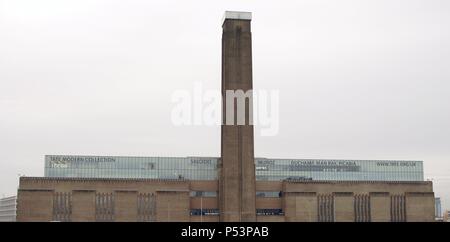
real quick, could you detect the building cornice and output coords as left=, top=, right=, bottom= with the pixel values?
left=20, top=176, right=189, bottom=183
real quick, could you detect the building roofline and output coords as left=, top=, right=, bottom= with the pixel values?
left=283, top=180, right=432, bottom=185
left=256, top=157, right=423, bottom=163
left=44, top=154, right=423, bottom=163
left=44, top=154, right=219, bottom=159
left=20, top=176, right=189, bottom=183
left=19, top=176, right=431, bottom=185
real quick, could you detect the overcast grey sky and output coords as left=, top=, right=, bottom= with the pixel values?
left=1, top=0, right=450, bottom=210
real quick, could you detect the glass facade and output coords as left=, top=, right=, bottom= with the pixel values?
left=45, top=155, right=218, bottom=180
left=256, top=191, right=282, bottom=198
left=255, top=158, right=424, bottom=181
left=0, top=196, right=17, bottom=222
left=44, top=155, right=424, bottom=181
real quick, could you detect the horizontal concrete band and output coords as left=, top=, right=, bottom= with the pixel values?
left=222, top=11, right=252, bottom=25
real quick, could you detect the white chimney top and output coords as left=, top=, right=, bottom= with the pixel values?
left=222, top=11, right=252, bottom=25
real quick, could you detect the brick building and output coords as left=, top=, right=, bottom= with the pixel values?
left=17, top=177, right=434, bottom=222
left=16, top=11, right=435, bottom=222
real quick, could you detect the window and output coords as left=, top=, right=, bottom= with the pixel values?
left=190, top=191, right=217, bottom=197
left=256, top=209, right=283, bottom=216
left=190, top=209, right=219, bottom=216
left=256, top=191, right=282, bottom=198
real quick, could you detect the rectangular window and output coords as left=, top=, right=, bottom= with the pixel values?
left=256, top=209, right=284, bottom=216
left=318, top=194, right=334, bottom=222
left=190, top=209, right=219, bottom=216
left=137, top=193, right=156, bottom=222
left=390, top=195, right=406, bottom=222
left=354, top=194, right=371, bottom=222
left=95, top=193, right=114, bottom=222
left=190, top=191, right=217, bottom=197
left=255, top=191, right=282, bottom=198
left=53, top=192, right=72, bottom=222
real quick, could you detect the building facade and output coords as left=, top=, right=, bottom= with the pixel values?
left=435, top=197, right=442, bottom=220
left=18, top=153, right=435, bottom=222
left=0, top=196, right=17, bottom=222
left=16, top=11, right=436, bottom=222
left=17, top=177, right=435, bottom=222
left=45, top=155, right=424, bottom=182
left=443, top=210, right=450, bottom=222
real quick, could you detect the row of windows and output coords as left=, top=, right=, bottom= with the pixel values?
left=189, top=209, right=284, bottom=216
left=46, top=168, right=217, bottom=180
left=256, top=209, right=284, bottom=216
left=190, top=191, right=283, bottom=198
left=256, top=191, right=282, bottom=198
left=256, top=171, right=423, bottom=181
left=44, top=156, right=424, bottom=181
left=52, top=192, right=158, bottom=222
left=46, top=156, right=422, bottom=169
left=255, top=159, right=422, bottom=172
left=190, top=209, right=220, bottom=216
left=190, top=191, right=218, bottom=197
left=45, top=168, right=423, bottom=181
left=45, top=156, right=218, bottom=169
left=0, top=211, right=16, bottom=216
